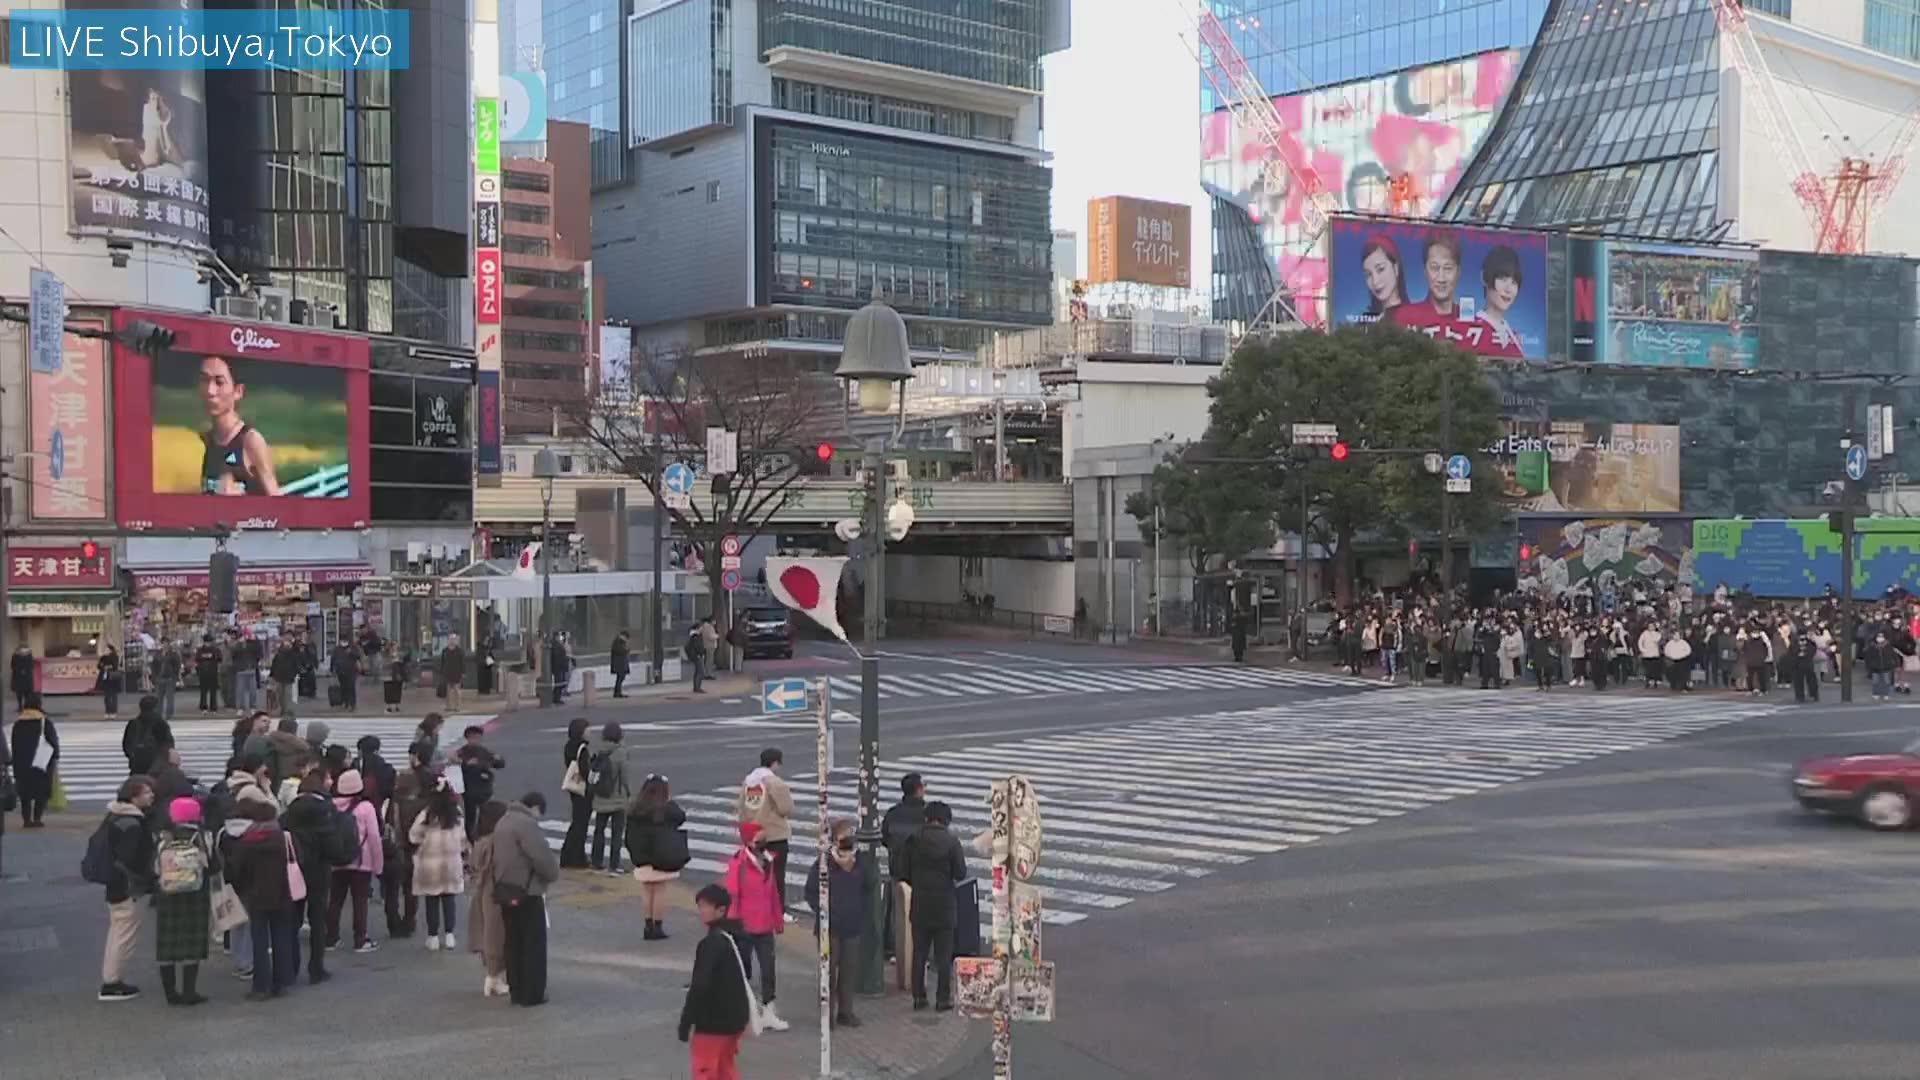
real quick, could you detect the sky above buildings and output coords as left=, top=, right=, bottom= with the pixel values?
left=1044, top=0, right=1212, bottom=288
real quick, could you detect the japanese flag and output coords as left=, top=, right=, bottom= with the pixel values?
left=512, top=542, right=541, bottom=579
left=765, top=556, right=849, bottom=643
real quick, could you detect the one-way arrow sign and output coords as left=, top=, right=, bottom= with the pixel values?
left=760, top=677, right=809, bottom=714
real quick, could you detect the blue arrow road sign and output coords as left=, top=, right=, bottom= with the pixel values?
left=1846, top=444, right=1867, bottom=482
left=664, top=462, right=696, bottom=495
left=1446, top=454, right=1472, bottom=481
left=761, top=678, right=809, bottom=714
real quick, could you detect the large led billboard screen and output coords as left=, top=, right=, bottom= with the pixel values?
left=113, top=311, right=370, bottom=530
left=1328, top=218, right=1549, bottom=359
left=1570, top=240, right=1759, bottom=369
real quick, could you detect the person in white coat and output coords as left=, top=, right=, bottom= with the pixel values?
left=1498, top=622, right=1526, bottom=685
left=1637, top=624, right=1665, bottom=688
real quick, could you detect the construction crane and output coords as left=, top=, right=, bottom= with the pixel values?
left=1189, top=4, right=1340, bottom=329
left=1713, top=0, right=1920, bottom=254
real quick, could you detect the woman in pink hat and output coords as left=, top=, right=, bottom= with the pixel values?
left=326, top=769, right=384, bottom=953
left=152, top=796, right=212, bottom=1005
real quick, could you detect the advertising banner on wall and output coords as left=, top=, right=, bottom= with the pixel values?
left=1570, top=240, right=1759, bottom=369
left=1086, top=196, right=1192, bottom=288
left=1692, top=518, right=1920, bottom=598
left=112, top=311, right=370, bottom=530
left=1329, top=218, right=1548, bottom=359
left=1489, top=420, right=1681, bottom=514
left=474, top=0, right=504, bottom=481
left=1517, top=519, right=1691, bottom=599
left=64, top=0, right=210, bottom=249
left=1200, top=49, right=1520, bottom=323
left=475, top=370, right=502, bottom=475
left=28, top=326, right=112, bottom=522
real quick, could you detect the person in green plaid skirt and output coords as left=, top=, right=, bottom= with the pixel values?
left=153, top=796, right=213, bottom=1005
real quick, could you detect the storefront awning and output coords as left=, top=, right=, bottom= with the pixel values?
left=131, top=564, right=374, bottom=589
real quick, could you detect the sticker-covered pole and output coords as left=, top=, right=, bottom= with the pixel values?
left=816, top=675, right=831, bottom=1076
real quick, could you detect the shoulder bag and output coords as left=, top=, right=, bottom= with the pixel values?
left=283, top=832, right=308, bottom=903
left=723, top=931, right=772, bottom=1036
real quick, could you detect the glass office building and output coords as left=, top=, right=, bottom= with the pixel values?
left=761, top=122, right=1054, bottom=324
left=544, top=0, right=626, bottom=187
left=760, top=0, right=1050, bottom=90
left=1441, top=0, right=1725, bottom=239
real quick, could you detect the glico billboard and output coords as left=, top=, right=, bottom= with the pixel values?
left=112, top=310, right=371, bottom=530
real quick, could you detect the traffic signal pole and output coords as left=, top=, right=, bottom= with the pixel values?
left=1840, top=506, right=1855, bottom=703
left=1439, top=366, right=1454, bottom=619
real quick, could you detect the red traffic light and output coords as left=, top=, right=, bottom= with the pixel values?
left=1330, top=441, right=1349, bottom=461
left=814, top=442, right=834, bottom=463
left=1519, top=544, right=1533, bottom=562
left=80, top=540, right=98, bottom=560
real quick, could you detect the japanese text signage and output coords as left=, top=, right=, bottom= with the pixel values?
left=475, top=371, right=502, bottom=474
left=1329, top=218, right=1548, bottom=359
left=29, top=327, right=110, bottom=522
left=29, top=268, right=65, bottom=375
left=8, top=546, right=113, bottom=589
left=1086, top=195, right=1191, bottom=289
left=476, top=249, right=502, bottom=324
left=475, top=201, right=501, bottom=249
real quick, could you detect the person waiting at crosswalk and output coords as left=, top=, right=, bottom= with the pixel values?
left=736, top=748, right=794, bottom=917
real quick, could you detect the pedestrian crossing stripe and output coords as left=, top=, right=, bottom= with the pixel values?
left=51, top=717, right=476, bottom=804
left=537, top=689, right=1785, bottom=937
left=821, top=663, right=1379, bottom=703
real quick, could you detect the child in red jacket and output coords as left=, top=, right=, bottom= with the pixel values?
left=722, top=822, right=788, bottom=1031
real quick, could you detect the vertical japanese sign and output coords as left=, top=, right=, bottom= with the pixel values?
left=29, top=329, right=109, bottom=522
left=473, top=0, right=504, bottom=482
left=29, top=269, right=66, bottom=375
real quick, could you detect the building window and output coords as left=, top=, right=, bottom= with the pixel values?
left=507, top=298, right=585, bottom=321
left=505, top=202, right=551, bottom=225
left=1742, top=0, right=1791, bottom=17
left=771, top=77, right=1015, bottom=143
left=505, top=266, right=584, bottom=289
left=1866, top=0, right=1920, bottom=60
left=504, top=170, right=551, bottom=192
left=505, top=330, right=586, bottom=352
left=504, top=234, right=552, bottom=256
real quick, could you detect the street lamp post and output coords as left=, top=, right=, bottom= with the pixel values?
left=834, top=300, right=913, bottom=995
left=534, top=448, right=560, bottom=707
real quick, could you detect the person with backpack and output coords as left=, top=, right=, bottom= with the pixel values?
left=455, top=725, right=505, bottom=841
left=624, top=773, right=690, bottom=940
left=326, top=769, right=383, bottom=955
left=382, top=742, right=436, bottom=938
left=722, top=821, right=789, bottom=1031
left=588, top=721, right=632, bottom=876
left=678, top=883, right=753, bottom=1075
left=281, top=766, right=341, bottom=983
left=223, top=776, right=302, bottom=1001
left=805, top=817, right=873, bottom=1028
left=152, top=795, right=212, bottom=1006
left=407, top=775, right=469, bottom=951
left=88, top=775, right=157, bottom=1001
left=467, top=800, right=510, bottom=997
left=121, top=695, right=174, bottom=772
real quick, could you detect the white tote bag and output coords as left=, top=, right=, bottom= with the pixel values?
left=724, top=932, right=772, bottom=1037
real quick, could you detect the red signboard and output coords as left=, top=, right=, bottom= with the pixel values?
left=8, top=545, right=113, bottom=588
left=112, top=309, right=371, bottom=531
left=476, top=249, right=502, bottom=324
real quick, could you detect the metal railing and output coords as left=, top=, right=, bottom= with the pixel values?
left=886, top=598, right=1078, bottom=639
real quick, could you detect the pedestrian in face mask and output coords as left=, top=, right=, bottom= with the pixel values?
left=805, top=817, right=874, bottom=1028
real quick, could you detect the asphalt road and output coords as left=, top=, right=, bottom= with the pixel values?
left=1000, top=692, right=1920, bottom=1080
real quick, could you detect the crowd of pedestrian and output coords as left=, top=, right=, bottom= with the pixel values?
left=1306, top=580, right=1920, bottom=702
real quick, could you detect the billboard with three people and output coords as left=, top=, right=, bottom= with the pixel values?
left=1327, top=218, right=1549, bottom=359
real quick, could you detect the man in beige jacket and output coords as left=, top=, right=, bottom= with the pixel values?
left=735, top=748, right=794, bottom=918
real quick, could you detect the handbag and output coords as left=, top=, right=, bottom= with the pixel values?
left=283, top=833, right=308, bottom=903
left=1903, top=654, right=1919, bottom=674
left=211, top=880, right=249, bottom=933
left=561, top=759, right=587, bottom=797
left=0, top=765, right=15, bottom=813
left=494, top=867, right=537, bottom=909
left=723, top=931, right=772, bottom=1036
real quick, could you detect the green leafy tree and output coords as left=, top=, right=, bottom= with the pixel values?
left=1124, top=445, right=1278, bottom=577
left=1205, top=326, right=1504, bottom=604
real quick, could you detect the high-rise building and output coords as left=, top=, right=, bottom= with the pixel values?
left=580, top=0, right=1071, bottom=368
left=501, top=121, right=596, bottom=436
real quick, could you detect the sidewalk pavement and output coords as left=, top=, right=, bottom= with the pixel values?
left=0, top=809, right=983, bottom=1080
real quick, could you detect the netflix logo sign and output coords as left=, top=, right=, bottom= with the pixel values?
left=476, top=248, right=502, bottom=325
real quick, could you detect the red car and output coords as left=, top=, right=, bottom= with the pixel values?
left=1792, top=749, right=1920, bottom=829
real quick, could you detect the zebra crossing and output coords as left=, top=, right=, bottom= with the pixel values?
left=50, top=716, right=472, bottom=807
left=819, top=662, right=1379, bottom=702
left=556, top=689, right=1784, bottom=936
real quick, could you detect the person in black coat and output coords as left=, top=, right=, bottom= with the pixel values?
left=9, top=644, right=33, bottom=711
left=280, top=769, right=335, bottom=983
left=96, top=775, right=158, bottom=1001
left=122, top=696, right=175, bottom=770
left=351, top=735, right=396, bottom=814
left=609, top=630, right=631, bottom=698
left=901, top=801, right=968, bottom=1011
left=559, top=717, right=593, bottom=868
left=455, top=725, right=506, bottom=840
left=9, top=698, right=57, bottom=827
left=679, top=884, right=752, bottom=1075
left=624, top=774, right=690, bottom=939
left=805, top=817, right=874, bottom=1027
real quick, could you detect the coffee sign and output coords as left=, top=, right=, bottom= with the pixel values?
left=414, top=389, right=464, bottom=448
